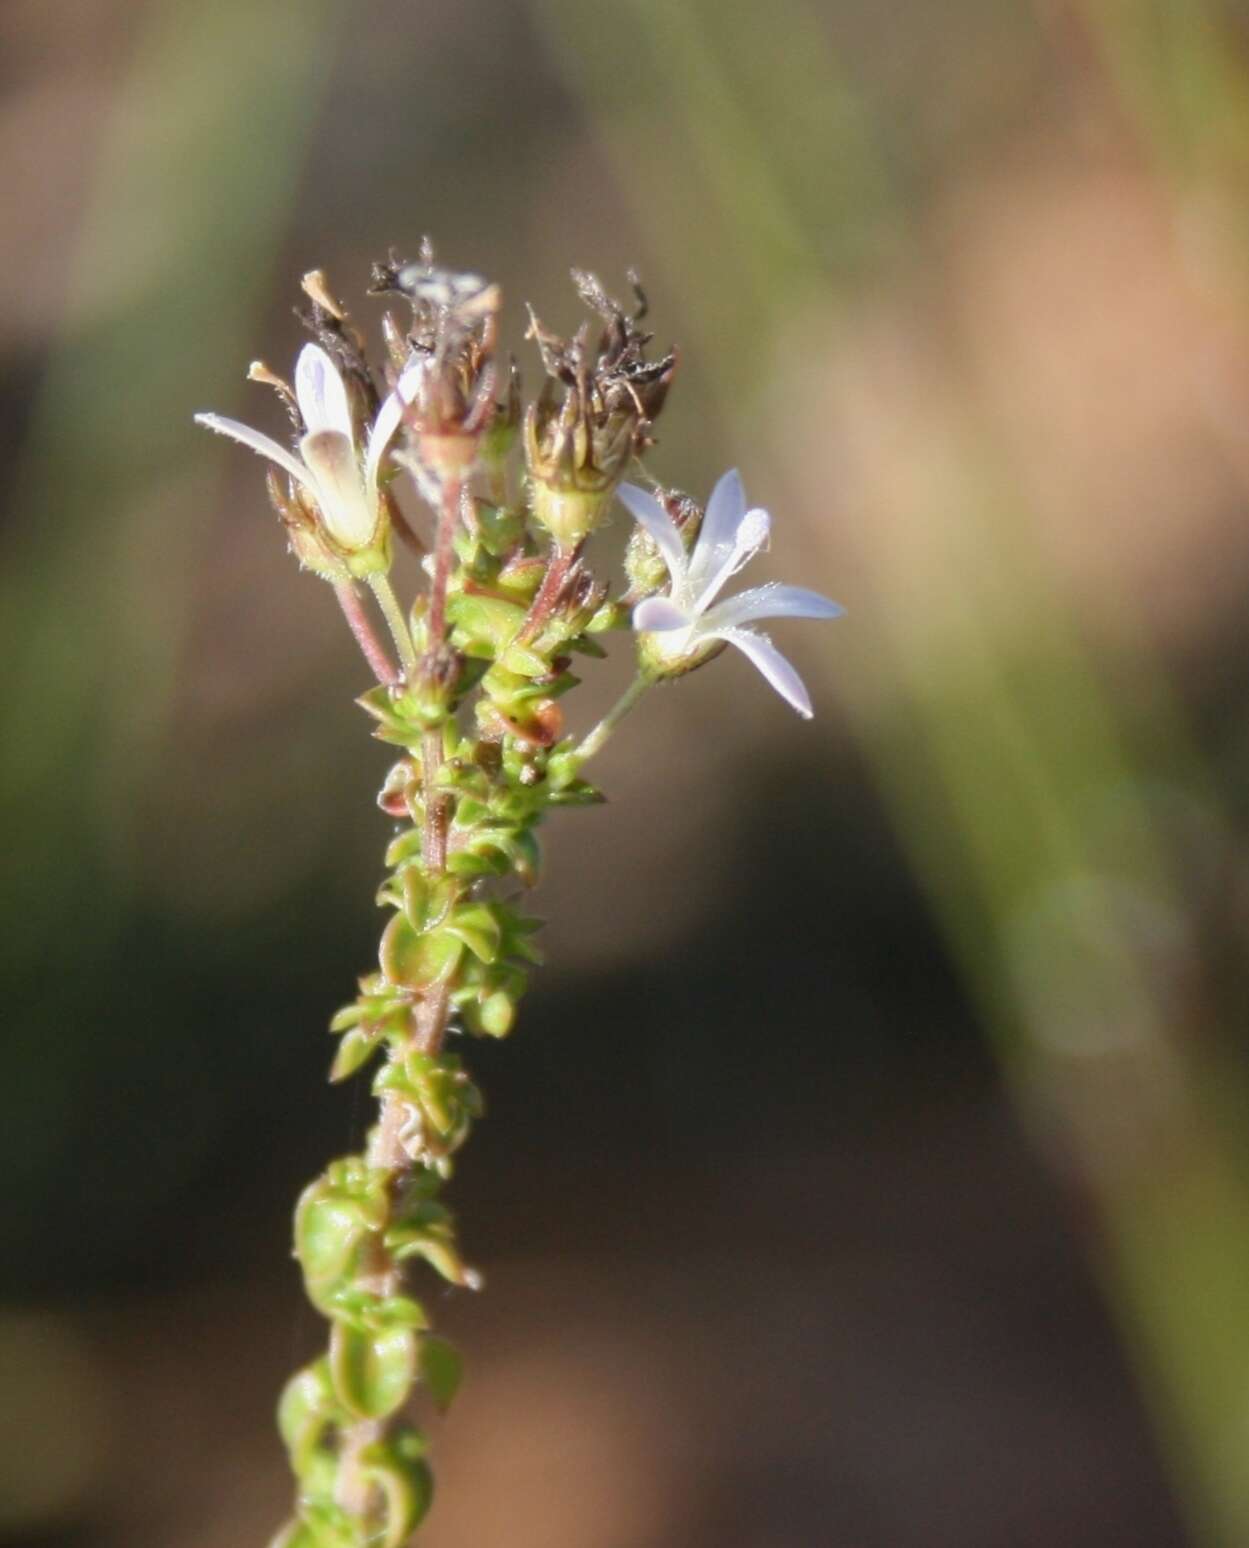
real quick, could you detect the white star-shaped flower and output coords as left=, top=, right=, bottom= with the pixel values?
left=195, top=343, right=422, bottom=556
left=618, top=469, right=843, bottom=719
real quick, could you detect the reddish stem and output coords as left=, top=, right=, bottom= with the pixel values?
left=425, top=474, right=461, bottom=648
left=517, top=542, right=576, bottom=644
left=422, top=727, right=449, bottom=875
left=333, top=581, right=399, bottom=686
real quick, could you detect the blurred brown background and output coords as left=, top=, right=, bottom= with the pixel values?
left=8, top=1, right=1249, bottom=1544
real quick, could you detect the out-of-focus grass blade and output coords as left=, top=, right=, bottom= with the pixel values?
left=0, top=0, right=343, bottom=1263
left=536, top=1, right=1249, bottom=1539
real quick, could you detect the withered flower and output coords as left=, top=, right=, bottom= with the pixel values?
left=369, top=243, right=501, bottom=480
left=523, top=269, right=676, bottom=547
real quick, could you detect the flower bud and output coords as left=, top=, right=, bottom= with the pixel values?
left=623, top=488, right=700, bottom=597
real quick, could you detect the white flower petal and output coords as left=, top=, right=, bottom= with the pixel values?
left=195, top=412, right=319, bottom=499
left=633, top=595, right=691, bottom=633
left=617, top=482, right=688, bottom=586
left=397, top=352, right=427, bottom=401
left=686, top=467, right=748, bottom=595
left=295, top=343, right=355, bottom=439
left=364, top=388, right=406, bottom=505
left=713, top=626, right=815, bottom=718
left=700, top=583, right=844, bottom=633
left=300, top=429, right=376, bottom=550
left=691, top=505, right=771, bottom=615
left=690, top=465, right=744, bottom=558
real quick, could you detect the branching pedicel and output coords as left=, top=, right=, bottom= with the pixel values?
left=197, top=250, right=841, bottom=1547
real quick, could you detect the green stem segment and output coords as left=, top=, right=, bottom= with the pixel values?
left=368, top=573, right=419, bottom=677
left=573, top=674, right=652, bottom=764
left=273, top=546, right=613, bottom=1548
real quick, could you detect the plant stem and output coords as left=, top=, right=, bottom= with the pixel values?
left=573, top=674, right=651, bottom=763
left=422, top=727, right=450, bottom=874
left=518, top=542, right=577, bottom=644
left=367, top=573, right=419, bottom=678
left=334, top=1110, right=406, bottom=1521
left=334, top=581, right=400, bottom=686
left=413, top=977, right=452, bottom=1058
left=426, top=475, right=461, bottom=648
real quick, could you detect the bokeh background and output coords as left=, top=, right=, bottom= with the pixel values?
left=7, top=1, right=1249, bottom=1544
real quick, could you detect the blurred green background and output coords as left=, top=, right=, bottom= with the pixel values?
left=7, top=0, right=1249, bottom=1543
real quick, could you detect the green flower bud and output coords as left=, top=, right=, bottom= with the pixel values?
left=624, top=489, right=700, bottom=597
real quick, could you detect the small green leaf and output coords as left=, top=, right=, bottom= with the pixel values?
left=389, top=1232, right=481, bottom=1289
left=285, top=1502, right=363, bottom=1548
left=296, top=1199, right=371, bottom=1304
left=443, top=902, right=502, bottom=964
left=500, top=641, right=551, bottom=677
left=451, top=825, right=542, bottom=886
left=380, top=915, right=463, bottom=989
left=277, top=1360, right=339, bottom=1474
left=369, top=1294, right=429, bottom=1332
left=329, top=1027, right=381, bottom=1082
left=508, top=828, right=541, bottom=885
left=475, top=990, right=516, bottom=1038
left=586, top=599, right=627, bottom=632
left=329, top=1322, right=416, bottom=1421
left=294, top=1167, right=388, bottom=1309
left=400, top=867, right=430, bottom=931
left=445, top=850, right=496, bottom=880
left=384, top=828, right=424, bottom=869
left=453, top=794, right=489, bottom=826
left=419, top=1335, right=464, bottom=1413
left=356, top=684, right=396, bottom=723
left=267, top=1518, right=320, bottom=1548
left=359, top=1428, right=434, bottom=1548
left=547, top=779, right=606, bottom=806
left=446, top=592, right=527, bottom=654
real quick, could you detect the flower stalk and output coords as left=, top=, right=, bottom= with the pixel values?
left=367, top=574, right=418, bottom=677
left=334, top=581, right=399, bottom=687
left=573, top=674, right=652, bottom=764
left=197, top=251, right=840, bottom=1548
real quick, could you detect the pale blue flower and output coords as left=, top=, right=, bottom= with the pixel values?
left=618, top=469, right=843, bottom=718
